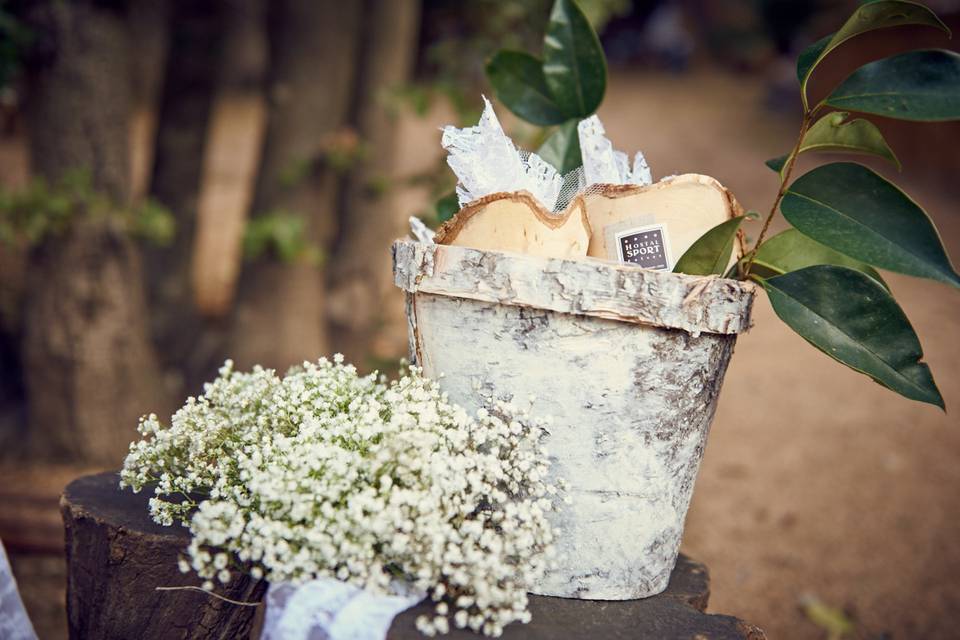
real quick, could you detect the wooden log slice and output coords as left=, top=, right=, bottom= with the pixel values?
left=61, top=472, right=265, bottom=640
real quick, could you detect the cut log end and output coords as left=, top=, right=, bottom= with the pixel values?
left=61, top=472, right=265, bottom=640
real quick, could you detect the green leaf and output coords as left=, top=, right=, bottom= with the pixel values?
left=796, top=34, right=831, bottom=94
left=825, top=49, right=960, bottom=121
left=537, top=119, right=582, bottom=174
left=801, top=111, right=899, bottom=166
left=486, top=50, right=568, bottom=126
left=765, top=111, right=899, bottom=177
left=752, top=229, right=888, bottom=291
left=673, top=216, right=745, bottom=276
left=766, top=154, right=788, bottom=173
left=762, top=265, right=943, bottom=408
left=435, top=192, right=459, bottom=223
left=796, top=1, right=949, bottom=108
left=542, top=0, right=607, bottom=118
left=781, top=162, right=960, bottom=287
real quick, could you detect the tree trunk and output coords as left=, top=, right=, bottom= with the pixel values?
left=127, top=0, right=171, bottom=201
left=20, top=0, right=167, bottom=465
left=62, top=472, right=266, bottom=639
left=144, top=0, right=226, bottom=393
left=228, top=0, right=361, bottom=371
left=189, top=0, right=268, bottom=323
left=328, top=0, right=421, bottom=366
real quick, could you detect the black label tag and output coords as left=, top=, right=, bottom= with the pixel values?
left=617, top=227, right=668, bottom=269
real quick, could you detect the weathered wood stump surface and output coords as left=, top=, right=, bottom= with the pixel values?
left=62, top=472, right=765, bottom=640
left=390, top=556, right=766, bottom=639
left=61, top=472, right=266, bottom=639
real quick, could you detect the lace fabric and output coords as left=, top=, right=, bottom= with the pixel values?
left=0, top=540, right=38, bottom=640
left=441, top=102, right=653, bottom=215
left=408, top=216, right=435, bottom=244
left=577, top=115, right=652, bottom=188
left=262, top=578, right=425, bottom=640
left=442, top=97, right=563, bottom=211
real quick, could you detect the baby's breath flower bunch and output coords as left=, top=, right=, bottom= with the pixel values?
left=121, top=356, right=557, bottom=637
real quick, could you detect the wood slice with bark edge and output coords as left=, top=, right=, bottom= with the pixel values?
left=436, top=175, right=746, bottom=269
left=581, top=174, right=747, bottom=269
left=434, top=191, right=593, bottom=259
left=61, top=472, right=266, bottom=640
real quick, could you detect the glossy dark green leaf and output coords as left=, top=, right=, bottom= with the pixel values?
left=825, top=50, right=960, bottom=121
left=766, top=154, right=788, bottom=173
left=542, top=0, right=606, bottom=118
left=781, top=162, right=960, bottom=287
left=435, top=192, right=459, bottom=223
left=673, top=216, right=745, bottom=276
left=762, top=265, right=943, bottom=408
left=752, top=228, right=888, bottom=291
left=796, top=1, right=949, bottom=108
left=796, top=34, right=831, bottom=97
left=486, top=50, right=568, bottom=126
left=537, top=119, right=582, bottom=174
left=765, top=111, right=899, bottom=178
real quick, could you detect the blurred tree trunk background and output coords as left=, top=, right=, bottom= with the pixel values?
left=328, top=0, right=422, bottom=365
left=144, top=0, right=224, bottom=392
left=228, top=0, right=360, bottom=371
left=19, top=0, right=168, bottom=465
left=1, top=0, right=423, bottom=467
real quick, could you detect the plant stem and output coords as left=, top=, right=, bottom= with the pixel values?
left=742, top=108, right=817, bottom=277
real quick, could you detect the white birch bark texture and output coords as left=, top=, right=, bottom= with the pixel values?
left=393, top=240, right=756, bottom=600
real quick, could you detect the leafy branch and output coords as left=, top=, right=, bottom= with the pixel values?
left=474, top=0, right=960, bottom=409
left=675, top=0, right=959, bottom=408
left=486, top=0, right=606, bottom=174
left=742, top=108, right=816, bottom=278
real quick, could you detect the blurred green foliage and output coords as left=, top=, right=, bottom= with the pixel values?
left=0, top=170, right=175, bottom=247
left=0, top=7, right=31, bottom=90
left=243, top=210, right=323, bottom=265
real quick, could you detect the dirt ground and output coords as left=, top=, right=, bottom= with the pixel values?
left=4, top=67, right=960, bottom=639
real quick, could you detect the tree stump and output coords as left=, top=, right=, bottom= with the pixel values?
left=61, top=472, right=265, bottom=639
left=389, top=555, right=766, bottom=640
left=62, top=471, right=765, bottom=640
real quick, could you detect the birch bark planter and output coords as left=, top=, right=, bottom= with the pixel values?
left=392, top=239, right=756, bottom=600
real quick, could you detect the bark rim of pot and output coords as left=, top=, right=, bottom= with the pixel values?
left=392, top=239, right=757, bottom=337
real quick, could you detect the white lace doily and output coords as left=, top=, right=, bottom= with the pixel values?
left=577, top=115, right=652, bottom=187
left=442, top=97, right=563, bottom=211
left=262, top=578, right=425, bottom=640
left=0, top=540, right=38, bottom=640
left=441, top=102, right=653, bottom=214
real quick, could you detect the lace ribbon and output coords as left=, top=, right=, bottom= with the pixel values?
left=262, top=578, right=425, bottom=640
